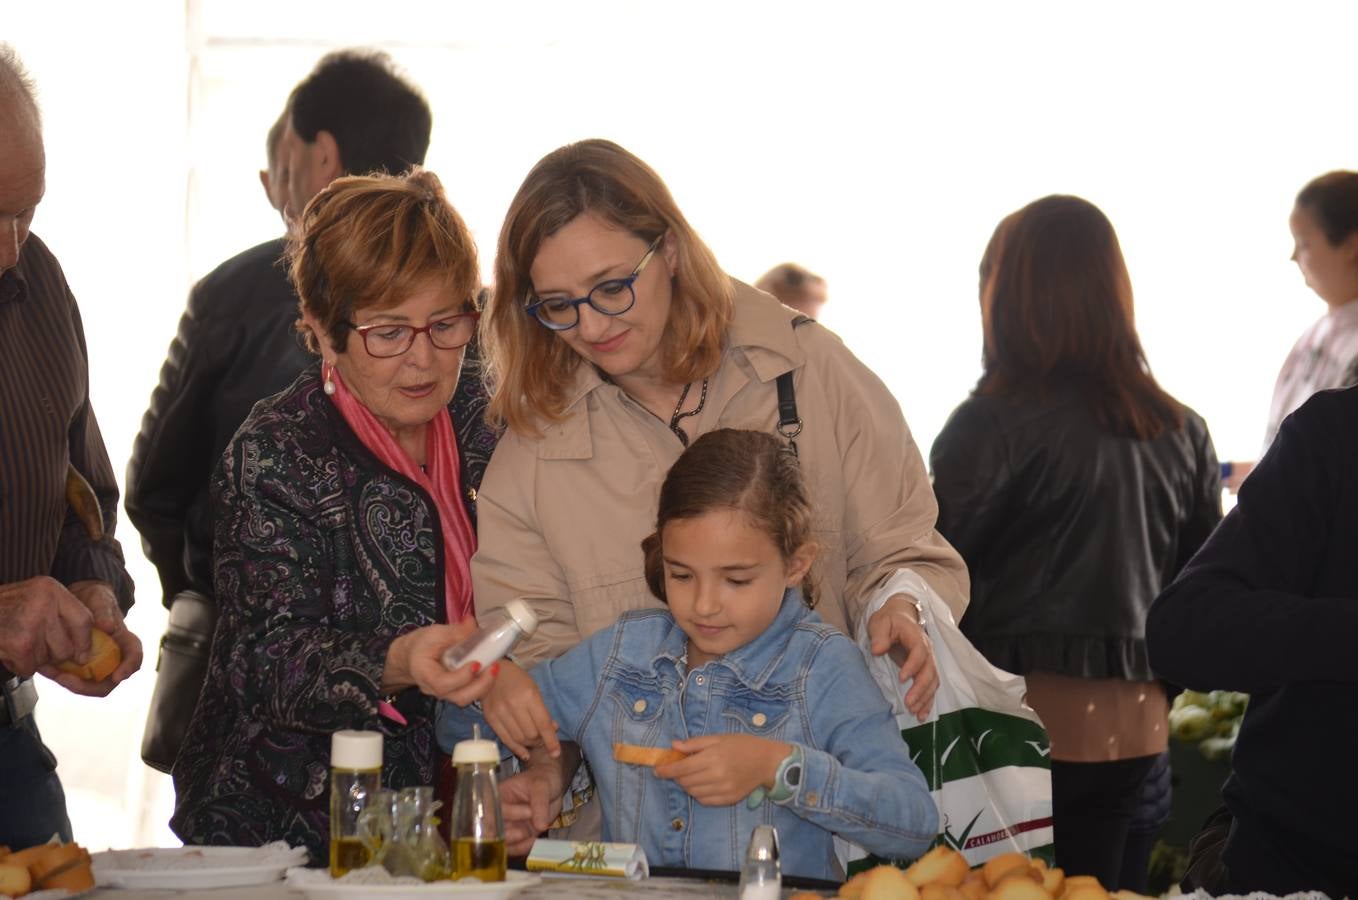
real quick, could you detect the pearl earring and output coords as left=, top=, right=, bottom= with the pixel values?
left=323, top=366, right=336, bottom=396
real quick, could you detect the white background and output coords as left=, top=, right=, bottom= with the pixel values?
left=4, top=0, right=1355, bottom=848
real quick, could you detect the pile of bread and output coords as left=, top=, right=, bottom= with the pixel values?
left=0, top=841, right=95, bottom=897
left=791, top=848, right=1155, bottom=900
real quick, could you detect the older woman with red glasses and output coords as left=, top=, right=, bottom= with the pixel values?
left=171, top=169, right=499, bottom=863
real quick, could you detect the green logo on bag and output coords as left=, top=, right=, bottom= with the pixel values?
left=902, top=708, right=1051, bottom=791
left=940, top=810, right=984, bottom=851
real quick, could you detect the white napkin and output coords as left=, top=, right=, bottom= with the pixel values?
left=525, top=839, right=649, bottom=879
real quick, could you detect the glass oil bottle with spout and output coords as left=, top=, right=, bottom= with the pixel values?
left=328, top=730, right=383, bottom=878
left=449, top=725, right=506, bottom=881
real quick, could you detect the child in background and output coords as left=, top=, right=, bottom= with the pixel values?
left=457, top=428, right=937, bottom=879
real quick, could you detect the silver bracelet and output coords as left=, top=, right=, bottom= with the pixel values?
left=901, top=593, right=926, bottom=629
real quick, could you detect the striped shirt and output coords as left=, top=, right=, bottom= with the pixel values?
left=0, top=233, right=134, bottom=613
left=1263, top=300, right=1358, bottom=452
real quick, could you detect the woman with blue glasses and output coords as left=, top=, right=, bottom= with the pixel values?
left=466, top=139, right=969, bottom=851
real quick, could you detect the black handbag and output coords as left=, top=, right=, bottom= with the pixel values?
left=140, top=589, right=216, bottom=773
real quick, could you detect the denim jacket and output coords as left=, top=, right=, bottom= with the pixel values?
left=526, top=589, right=937, bottom=879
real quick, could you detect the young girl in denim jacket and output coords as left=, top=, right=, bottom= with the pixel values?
left=458, top=428, right=938, bottom=879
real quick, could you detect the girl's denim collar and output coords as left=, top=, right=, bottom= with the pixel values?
left=646, top=587, right=813, bottom=690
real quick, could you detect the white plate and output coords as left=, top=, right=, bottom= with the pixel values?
left=286, top=868, right=540, bottom=900
left=91, top=845, right=309, bottom=889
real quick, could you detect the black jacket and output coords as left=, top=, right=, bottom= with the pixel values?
left=126, top=238, right=317, bottom=603
left=930, top=385, right=1221, bottom=680
left=1148, top=387, right=1358, bottom=896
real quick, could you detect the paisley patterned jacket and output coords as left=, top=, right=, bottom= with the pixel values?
left=170, top=357, right=498, bottom=863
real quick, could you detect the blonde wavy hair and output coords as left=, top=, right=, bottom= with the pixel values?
left=484, top=139, right=733, bottom=436
left=287, top=168, right=481, bottom=354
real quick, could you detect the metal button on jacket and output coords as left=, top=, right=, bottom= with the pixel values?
left=633, top=699, right=647, bottom=714
left=751, top=712, right=767, bottom=727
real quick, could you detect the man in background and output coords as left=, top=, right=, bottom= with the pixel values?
left=755, top=261, right=828, bottom=319
left=257, top=111, right=290, bottom=218
left=125, top=50, right=437, bottom=771
left=0, top=43, right=143, bottom=849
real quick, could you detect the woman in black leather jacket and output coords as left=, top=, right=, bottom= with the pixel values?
left=930, top=195, right=1221, bottom=889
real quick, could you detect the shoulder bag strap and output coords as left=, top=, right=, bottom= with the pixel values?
left=775, top=315, right=814, bottom=458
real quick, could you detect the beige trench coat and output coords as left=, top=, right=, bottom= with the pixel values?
left=472, top=281, right=969, bottom=664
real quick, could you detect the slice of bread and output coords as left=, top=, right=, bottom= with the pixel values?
left=611, top=742, right=688, bottom=767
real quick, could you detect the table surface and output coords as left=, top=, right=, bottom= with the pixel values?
left=78, top=874, right=817, bottom=899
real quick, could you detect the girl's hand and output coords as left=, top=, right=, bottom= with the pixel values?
left=482, top=660, right=561, bottom=760
left=383, top=622, right=497, bottom=706
left=656, top=735, right=790, bottom=807
left=866, top=593, right=938, bottom=721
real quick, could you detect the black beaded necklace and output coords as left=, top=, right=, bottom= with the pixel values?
left=668, top=378, right=709, bottom=447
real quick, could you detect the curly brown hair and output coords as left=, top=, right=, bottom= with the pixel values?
left=287, top=168, right=480, bottom=354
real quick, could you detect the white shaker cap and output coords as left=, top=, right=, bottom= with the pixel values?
left=505, top=599, right=538, bottom=636
left=331, top=730, right=383, bottom=770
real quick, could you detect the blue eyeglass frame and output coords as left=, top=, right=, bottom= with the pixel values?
left=524, top=234, right=664, bottom=332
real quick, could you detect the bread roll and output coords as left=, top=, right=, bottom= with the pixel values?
left=1063, top=884, right=1110, bottom=900
left=1, top=841, right=64, bottom=870
left=904, top=846, right=968, bottom=887
left=988, top=875, right=1052, bottom=900
left=31, top=845, right=93, bottom=893
left=851, top=865, right=920, bottom=900
left=1060, top=876, right=1103, bottom=897
left=995, top=866, right=1042, bottom=886
left=982, top=852, right=1030, bottom=888
left=1041, top=865, right=1066, bottom=896
left=0, top=863, right=30, bottom=897
left=56, top=628, right=121, bottom=682
left=957, top=873, right=988, bottom=900
left=920, top=882, right=965, bottom=900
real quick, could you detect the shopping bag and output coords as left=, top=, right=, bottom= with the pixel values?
left=836, top=570, right=1054, bottom=874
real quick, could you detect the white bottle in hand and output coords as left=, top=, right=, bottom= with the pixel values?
left=441, top=600, right=538, bottom=670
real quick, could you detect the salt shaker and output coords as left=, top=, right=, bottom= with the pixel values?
left=738, top=824, right=781, bottom=900
left=441, top=599, right=538, bottom=671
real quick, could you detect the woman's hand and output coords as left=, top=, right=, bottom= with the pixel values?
left=383, top=622, right=497, bottom=706
left=482, top=661, right=561, bottom=760
left=866, top=592, right=938, bottom=721
left=658, top=735, right=790, bottom=807
left=500, top=743, right=578, bottom=855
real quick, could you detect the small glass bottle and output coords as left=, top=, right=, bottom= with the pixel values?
left=449, top=726, right=506, bottom=882
left=329, top=730, right=383, bottom=878
left=738, top=824, right=781, bottom=900
left=441, top=600, right=538, bottom=670
left=383, top=786, right=451, bottom=881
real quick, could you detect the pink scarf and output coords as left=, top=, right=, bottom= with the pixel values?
left=324, top=362, right=476, bottom=625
